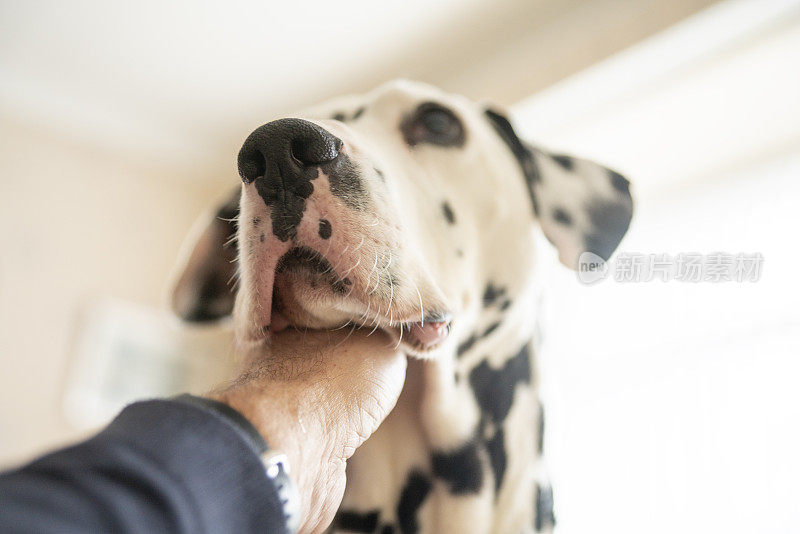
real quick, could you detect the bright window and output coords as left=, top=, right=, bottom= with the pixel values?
left=512, top=2, right=800, bottom=532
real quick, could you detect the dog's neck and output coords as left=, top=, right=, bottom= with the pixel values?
left=416, top=284, right=541, bottom=449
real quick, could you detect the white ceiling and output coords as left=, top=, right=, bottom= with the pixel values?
left=0, top=0, right=717, bottom=179
left=514, top=0, right=800, bottom=195
left=0, top=0, right=479, bottom=169
left=0, top=0, right=483, bottom=125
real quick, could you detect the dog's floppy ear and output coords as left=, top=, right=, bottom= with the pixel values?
left=484, top=108, right=633, bottom=269
left=170, top=188, right=240, bottom=322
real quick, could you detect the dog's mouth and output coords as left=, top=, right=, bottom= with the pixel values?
left=257, top=246, right=452, bottom=354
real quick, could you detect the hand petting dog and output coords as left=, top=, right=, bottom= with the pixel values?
left=209, top=329, right=406, bottom=534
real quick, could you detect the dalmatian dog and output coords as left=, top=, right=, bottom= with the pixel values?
left=171, top=80, right=633, bottom=533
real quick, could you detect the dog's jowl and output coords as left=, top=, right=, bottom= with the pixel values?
left=171, top=80, right=634, bottom=533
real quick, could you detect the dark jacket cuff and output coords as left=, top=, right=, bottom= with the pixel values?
left=96, top=399, right=288, bottom=533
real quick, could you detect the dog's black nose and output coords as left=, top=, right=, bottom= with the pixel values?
left=237, top=118, right=342, bottom=184
left=238, top=118, right=343, bottom=242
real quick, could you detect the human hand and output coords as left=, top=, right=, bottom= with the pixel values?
left=208, top=329, right=406, bottom=534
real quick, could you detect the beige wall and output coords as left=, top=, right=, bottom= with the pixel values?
left=0, top=117, right=229, bottom=465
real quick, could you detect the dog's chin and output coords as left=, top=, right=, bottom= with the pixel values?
left=271, top=285, right=451, bottom=357
left=260, top=259, right=452, bottom=356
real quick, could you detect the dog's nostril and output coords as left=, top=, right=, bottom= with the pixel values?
left=238, top=118, right=343, bottom=186
left=238, top=149, right=266, bottom=184
left=290, top=135, right=342, bottom=166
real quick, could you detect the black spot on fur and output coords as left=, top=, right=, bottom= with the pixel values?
left=584, top=201, right=632, bottom=261
left=552, top=207, right=573, bottom=226
left=486, top=428, right=507, bottom=493
left=262, top=178, right=313, bottom=241
left=537, top=402, right=545, bottom=455
left=500, top=299, right=512, bottom=311
left=332, top=112, right=346, bottom=122
left=483, top=322, right=500, bottom=338
left=484, top=109, right=541, bottom=215
left=352, top=107, right=366, bottom=120
left=259, top=233, right=265, bottom=243
left=551, top=153, right=574, bottom=171
left=441, top=201, right=456, bottom=224
left=457, top=321, right=501, bottom=358
left=469, top=344, right=532, bottom=424
left=252, top=216, right=260, bottom=227
left=333, top=510, right=380, bottom=533
left=343, top=277, right=352, bottom=286
left=530, top=191, right=541, bottom=217
left=449, top=342, right=533, bottom=498
left=397, top=471, right=432, bottom=534
left=456, top=333, right=478, bottom=358
left=324, top=156, right=368, bottom=210
left=431, top=441, right=484, bottom=495
left=609, top=169, right=629, bottom=193
left=449, top=342, right=535, bottom=499
left=482, top=283, right=506, bottom=307
left=332, top=279, right=349, bottom=294
left=318, top=218, right=332, bottom=239
left=535, top=484, right=556, bottom=531
left=375, top=167, right=385, bottom=181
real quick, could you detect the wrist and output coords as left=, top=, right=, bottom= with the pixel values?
left=208, top=386, right=332, bottom=463
left=207, top=386, right=342, bottom=521
left=175, top=394, right=268, bottom=454
left=182, top=392, right=302, bottom=533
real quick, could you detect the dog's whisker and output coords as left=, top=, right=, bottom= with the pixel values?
left=370, top=265, right=382, bottom=294
left=394, top=323, right=404, bottom=350
left=387, top=270, right=395, bottom=325
left=367, top=310, right=382, bottom=337
left=365, top=251, right=379, bottom=293
left=224, top=234, right=238, bottom=247
left=356, top=307, right=370, bottom=329
left=341, top=257, right=361, bottom=278
left=352, top=235, right=365, bottom=254
left=329, top=244, right=351, bottom=274
left=412, top=280, right=425, bottom=326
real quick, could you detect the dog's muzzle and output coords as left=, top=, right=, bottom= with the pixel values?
left=234, top=118, right=452, bottom=352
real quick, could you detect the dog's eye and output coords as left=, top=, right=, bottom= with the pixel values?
left=421, top=107, right=455, bottom=135
left=401, top=102, right=465, bottom=147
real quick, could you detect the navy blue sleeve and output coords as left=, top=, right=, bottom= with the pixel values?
left=0, top=399, right=289, bottom=534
